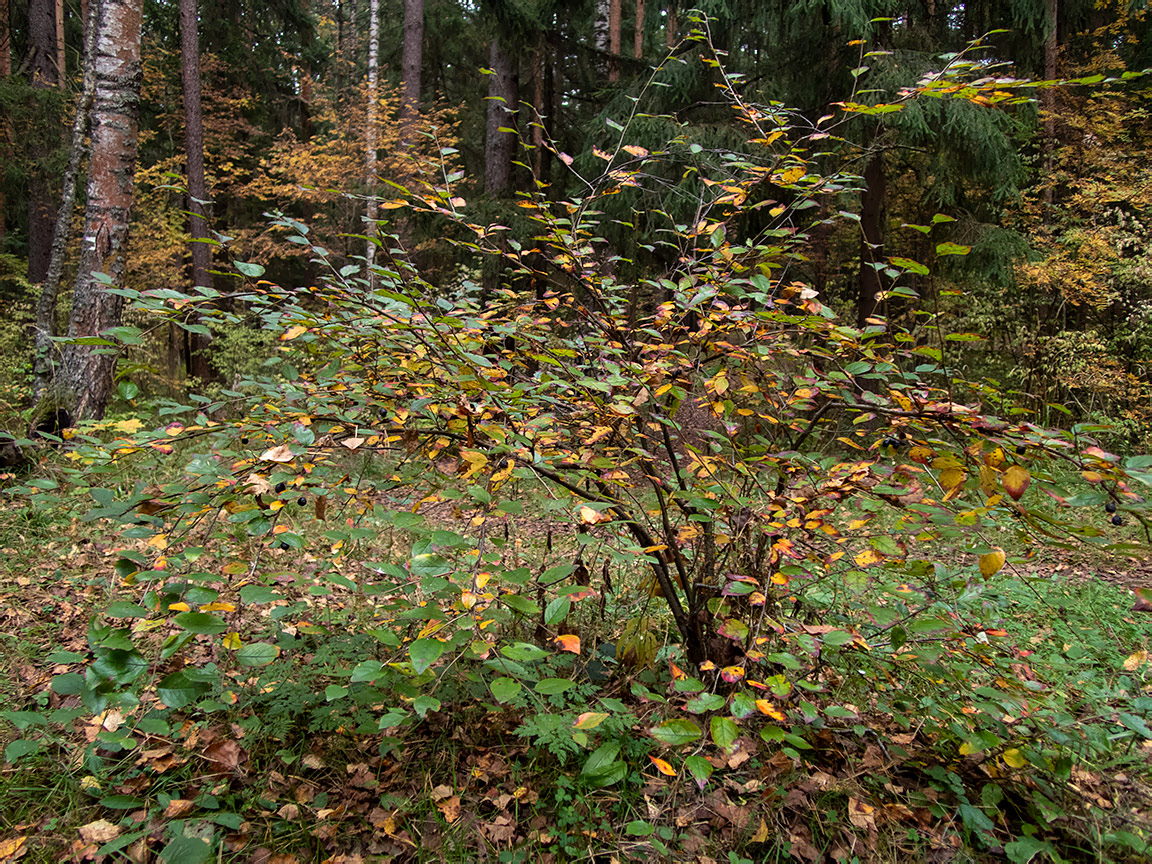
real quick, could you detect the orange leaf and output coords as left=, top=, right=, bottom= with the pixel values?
left=649, top=756, right=676, bottom=777
left=553, top=634, right=580, bottom=654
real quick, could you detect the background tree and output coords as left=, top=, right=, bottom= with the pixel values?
left=179, top=0, right=212, bottom=382
left=60, top=0, right=144, bottom=419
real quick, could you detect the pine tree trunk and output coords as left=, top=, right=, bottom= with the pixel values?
left=59, top=0, right=144, bottom=420
left=608, top=0, right=621, bottom=81
left=55, top=0, right=65, bottom=78
left=484, top=34, right=517, bottom=196
left=0, top=0, right=9, bottom=243
left=483, top=32, right=518, bottom=301
left=32, top=0, right=97, bottom=400
left=634, top=0, right=645, bottom=58
left=0, top=0, right=10, bottom=77
left=400, top=0, right=422, bottom=132
left=1043, top=0, right=1058, bottom=211
left=27, top=0, right=59, bottom=284
left=666, top=1, right=677, bottom=48
left=856, top=150, right=885, bottom=329
left=180, top=0, right=213, bottom=382
left=365, top=0, right=378, bottom=281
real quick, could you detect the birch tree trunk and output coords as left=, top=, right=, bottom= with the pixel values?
left=180, top=0, right=213, bottom=382
left=365, top=0, right=378, bottom=281
left=59, top=0, right=144, bottom=420
left=32, top=0, right=97, bottom=399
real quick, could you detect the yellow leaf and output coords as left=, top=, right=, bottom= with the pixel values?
left=854, top=548, right=882, bottom=568
left=221, top=632, right=242, bottom=650
left=147, top=533, right=169, bottom=550
left=939, top=467, right=967, bottom=491
left=579, top=505, right=610, bottom=525
left=280, top=325, right=307, bottom=341
left=114, top=418, right=143, bottom=433
left=1002, top=464, right=1031, bottom=501
left=979, top=464, right=998, bottom=497
left=1002, top=748, right=1027, bottom=768
left=979, top=547, right=1006, bottom=580
left=573, top=712, right=608, bottom=730
left=168, top=602, right=191, bottom=612
left=202, top=602, right=236, bottom=613
left=751, top=818, right=769, bottom=843
left=1123, top=650, right=1149, bottom=671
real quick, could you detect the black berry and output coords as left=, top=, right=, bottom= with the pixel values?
left=297, top=497, right=306, bottom=506
left=1016, top=445, right=1026, bottom=455
left=1112, top=514, right=1123, bottom=526
left=275, top=482, right=287, bottom=493
left=240, top=437, right=249, bottom=445
left=278, top=541, right=289, bottom=550
left=1106, top=502, right=1117, bottom=513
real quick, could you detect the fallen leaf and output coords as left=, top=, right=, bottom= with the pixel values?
left=435, top=795, right=461, bottom=824
left=649, top=756, right=676, bottom=777
left=164, top=799, right=196, bottom=818
left=78, top=820, right=120, bottom=845
left=0, top=836, right=27, bottom=861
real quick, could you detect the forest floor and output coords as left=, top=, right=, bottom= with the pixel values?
left=1, top=491, right=1151, bottom=864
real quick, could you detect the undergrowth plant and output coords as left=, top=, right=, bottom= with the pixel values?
left=5, top=13, right=1152, bottom=861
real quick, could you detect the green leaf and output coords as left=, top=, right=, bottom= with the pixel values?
left=625, top=821, right=655, bottom=836
left=157, top=670, right=211, bottom=709
left=710, top=716, right=739, bottom=752
left=173, top=612, right=228, bottom=635
left=651, top=718, right=702, bottom=746
left=501, top=642, right=548, bottom=662
left=409, top=638, right=446, bottom=675
left=935, top=242, right=971, bottom=256
left=490, top=677, right=522, bottom=703
left=325, top=685, right=348, bottom=701
left=4, top=739, right=41, bottom=763
left=235, top=261, right=265, bottom=278
left=544, top=596, right=571, bottom=627
left=581, top=741, right=623, bottom=786
left=105, top=602, right=149, bottom=619
left=235, top=643, right=279, bottom=667
left=684, top=754, right=713, bottom=789
left=534, top=678, right=575, bottom=695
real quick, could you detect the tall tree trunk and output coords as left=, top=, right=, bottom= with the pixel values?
left=0, top=0, right=9, bottom=243
left=27, top=0, right=59, bottom=284
left=180, top=0, right=213, bottom=382
left=634, top=0, right=645, bottom=58
left=666, top=1, right=677, bottom=48
left=593, top=0, right=608, bottom=76
left=608, top=0, right=621, bottom=81
left=856, top=150, right=885, bottom=329
left=55, top=0, right=65, bottom=78
left=1043, top=0, right=1058, bottom=211
left=483, top=33, right=518, bottom=301
left=400, top=0, right=422, bottom=133
left=484, top=34, right=517, bottom=196
left=32, top=0, right=97, bottom=399
left=0, top=0, right=10, bottom=76
left=365, top=0, right=378, bottom=281
left=59, top=0, right=144, bottom=420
